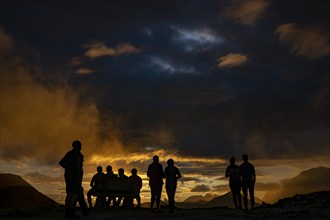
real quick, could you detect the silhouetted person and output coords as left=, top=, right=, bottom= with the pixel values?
left=105, top=165, right=118, bottom=206
left=129, top=168, right=143, bottom=208
left=147, top=155, right=164, bottom=212
left=240, top=154, right=256, bottom=210
left=59, top=140, right=84, bottom=218
left=87, top=166, right=105, bottom=208
left=116, top=168, right=130, bottom=206
left=165, top=159, right=181, bottom=213
left=225, top=156, right=242, bottom=209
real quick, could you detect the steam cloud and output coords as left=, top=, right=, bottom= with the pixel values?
left=0, top=27, right=123, bottom=166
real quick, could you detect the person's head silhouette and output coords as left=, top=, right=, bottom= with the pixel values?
left=242, top=154, right=248, bottom=162
left=97, top=166, right=102, bottom=173
left=230, top=156, right=235, bottom=164
left=167, top=159, right=174, bottom=166
left=72, top=140, right=81, bottom=151
left=118, top=168, right=125, bottom=177
left=131, top=168, right=137, bottom=175
left=153, top=155, right=159, bottom=163
left=106, top=165, right=112, bottom=173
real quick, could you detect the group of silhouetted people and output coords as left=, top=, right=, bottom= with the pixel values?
left=59, top=140, right=182, bottom=218
left=59, top=140, right=255, bottom=218
left=86, top=165, right=142, bottom=208
left=225, top=154, right=256, bottom=210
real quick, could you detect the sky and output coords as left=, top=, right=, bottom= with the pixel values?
left=0, top=0, right=329, bottom=203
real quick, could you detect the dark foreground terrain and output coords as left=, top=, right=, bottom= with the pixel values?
left=1, top=191, right=329, bottom=220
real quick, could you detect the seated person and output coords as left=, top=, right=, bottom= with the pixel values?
left=87, top=166, right=105, bottom=208
left=115, top=168, right=130, bottom=206
left=129, top=168, right=143, bottom=208
left=104, top=165, right=118, bottom=206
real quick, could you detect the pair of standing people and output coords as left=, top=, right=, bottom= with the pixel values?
left=147, top=155, right=181, bottom=212
left=225, top=154, right=256, bottom=210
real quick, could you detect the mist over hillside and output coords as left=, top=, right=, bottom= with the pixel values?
left=263, top=166, right=330, bottom=203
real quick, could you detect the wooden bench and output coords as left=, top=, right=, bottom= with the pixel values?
left=91, top=177, right=133, bottom=207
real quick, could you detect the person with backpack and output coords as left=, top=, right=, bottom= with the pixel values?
left=225, top=156, right=242, bottom=209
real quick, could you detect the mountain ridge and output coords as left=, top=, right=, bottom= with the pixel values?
left=0, top=173, right=58, bottom=209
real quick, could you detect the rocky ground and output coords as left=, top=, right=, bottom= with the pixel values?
left=1, top=191, right=329, bottom=220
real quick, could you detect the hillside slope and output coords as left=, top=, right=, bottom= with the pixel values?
left=0, top=173, right=58, bottom=209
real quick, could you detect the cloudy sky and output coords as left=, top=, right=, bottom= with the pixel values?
left=0, top=0, right=329, bottom=203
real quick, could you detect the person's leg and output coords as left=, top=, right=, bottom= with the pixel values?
left=237, top=184, right=242, bottom=209
left=241, top=182, right=248, bottom=210
left=230, top=184, right=238, bottom=209
left=87, top=189, right=94, bottom=208
left=156, top=196, right=160, bottom=209
left=169, top=188, right=176, bottom=212
left=136, top=195, right=141, bottom=207
left=110, top=196, right=113, bottom=206
left=150, top=189, right=155, bottom=210
left=65, top=193, right=72, bottom=218
left=67, top=193, right=79, bottom=218
left=156, top=186, right=162, bottom=209
left=166, top=186, right=173, bottom=212
left=105, top=195, right=110, bottom=207
left=116, top=196, right=123, bottom=206
left=249, top=182, right=255, bottom=209
left=78, top=189, right=89, bottom=216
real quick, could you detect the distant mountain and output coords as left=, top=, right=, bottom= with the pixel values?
left=0, top=173, right=58, bottom=209
left=264, top=166, right=330, bottom=203
left=205, top=191, right=263, bottom=209
left=183, top=193, right=218, bottom=203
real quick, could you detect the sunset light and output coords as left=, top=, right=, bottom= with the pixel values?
left=0, top=0, right=329, bottom=219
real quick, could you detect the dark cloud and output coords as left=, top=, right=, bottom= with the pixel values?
left=276, top=23, right=330, bottom=59
left=221, top=0, right=270, bottom=26
left=0, top=0, right=329, bottom=165
left=191, top=184, right=211, bottom=192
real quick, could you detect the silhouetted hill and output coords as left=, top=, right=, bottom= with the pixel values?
left=0, top=173, right=33, bottom=188
left=272, top=190, right=330, bottom=209
left=205, top=191, right=263, bottom=208
left=264, top=166, right=330, bottom=203
left=0, top=173, right=58, bottom=209
left=183, top=193, right=218, bottom=203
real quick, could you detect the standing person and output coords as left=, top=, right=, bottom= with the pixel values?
left=59, top=140, right=84, bottom=218
left=164, top=159, right=181, bottom=213
left=129, top=168, right=143, bottom=208
left=240, top=154, right=256, bottom=210
left=147, top=155, right=164, bottom=212
left=104, top=165, right=118, bottom=206
left=225, top=156, right=242, bottom=209
left=87, top=166, right=105, bottom=208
